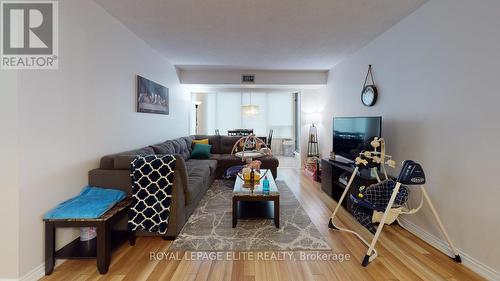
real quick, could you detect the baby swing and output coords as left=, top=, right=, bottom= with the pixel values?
left=328, top=137, right=462, bottom=266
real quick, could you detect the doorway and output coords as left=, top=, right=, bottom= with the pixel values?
left=293, top=92, right=300, bottom=154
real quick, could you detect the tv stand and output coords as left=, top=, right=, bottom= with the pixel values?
left=330, top=155, right=353, bottom=165
left=320, top=158, right=385, bottom=212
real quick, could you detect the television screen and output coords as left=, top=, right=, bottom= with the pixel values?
left=333, top=116, right=382, bottom=162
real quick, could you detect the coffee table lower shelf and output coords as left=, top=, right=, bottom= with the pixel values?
left=232, top=195, right=280, bottom=228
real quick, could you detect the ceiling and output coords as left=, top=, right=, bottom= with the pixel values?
left=95, top=0, right=426, bottom=70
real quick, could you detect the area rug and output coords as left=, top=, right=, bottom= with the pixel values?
left=169, top=180, right=331, bottom=251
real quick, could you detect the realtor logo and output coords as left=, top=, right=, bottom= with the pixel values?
left=1, top=1, right=58, bottom=69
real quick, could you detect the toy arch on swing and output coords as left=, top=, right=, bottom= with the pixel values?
left=328, top=137, right=462, bottom=267
left=230, top=134, right=272, bottom=162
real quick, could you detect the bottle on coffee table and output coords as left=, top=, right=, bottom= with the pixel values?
left=263, top=176, right=270, bottom=195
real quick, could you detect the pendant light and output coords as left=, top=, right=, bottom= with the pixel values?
left=242, top=90, right=259, bottom=116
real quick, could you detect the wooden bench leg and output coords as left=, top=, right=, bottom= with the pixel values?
left=232, top=197, right=238, bottom=228
left=274, top=198, right=280, bottom=228
left=129, top=231, right=136, bottom=246
left=97, top=222, right=111, bottom=274
left=45, top=222, right=55, bottom=275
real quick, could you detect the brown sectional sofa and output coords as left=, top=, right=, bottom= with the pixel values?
left=192, top=135, right=278, bottom=178
left=88, top=135, right=279, bottom=238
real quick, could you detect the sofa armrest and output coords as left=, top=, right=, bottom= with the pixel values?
left=173, top=154, right=189, bottom=203
left=89, top=155, right=190, bottom=237
left=88, top=168, right=132, bottom=196
left=165, top=168, right=187, bottom=237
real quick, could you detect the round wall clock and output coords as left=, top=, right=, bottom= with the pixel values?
left=361, top=85, right=377, bottom=107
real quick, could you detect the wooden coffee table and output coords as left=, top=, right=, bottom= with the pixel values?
left=232, top=169, right=280, bottom=228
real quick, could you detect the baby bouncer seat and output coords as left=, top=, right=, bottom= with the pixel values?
left=350, top=179, right=409, bottom=233
left=328, top=138, right=462, bottom=266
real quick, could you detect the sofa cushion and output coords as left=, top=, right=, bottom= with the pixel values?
left=216, top=154, right=245, bottom=166
left=209, top=154, right=222, bottom=161
left=211, top=154, right=244, bottom=178
left=192, top=135, right=221, bottom=154
left=113, top=146, right=156, bottom=169
left=219, top=136, right=242, bottom=154
left=211, top=154, right=279, bottom=179
left=186, top=159, right=217, bottom=176
left=151, top=141, right=175, bottom=154
left=182, top=136, right=194, bottom=153
left=128, top=146, right=155, bottom=155
left=255, top=155, right=280, bottom=166
left=99, top=146, right=155, bottom=169
left=99, top=156, right=114, bottom=169
left=185, top=165, right=211, bottom=204
left=171, top=138, right=190, bottom=161
left=114, top=155, right=134, bottom=169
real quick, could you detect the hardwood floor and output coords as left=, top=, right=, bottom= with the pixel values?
left=42, top=167, right=484, bottom=281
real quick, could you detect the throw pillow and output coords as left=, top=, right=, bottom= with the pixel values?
left=192, top=138, right=209, bottom=147
left=191, top=143, right=212, bottom=159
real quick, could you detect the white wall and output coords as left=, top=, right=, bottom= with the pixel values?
left=0, top=71, right=19, bottom=279
left=300, top=87, right=328, bottom=160
left=309, top=0, right=500, bottom=277
left=190, top=92, right=217, bottom=135
left=15, top=0, right=189, bottom=278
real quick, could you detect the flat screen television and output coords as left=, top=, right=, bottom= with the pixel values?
left=332, top=116, right=382, bottom=163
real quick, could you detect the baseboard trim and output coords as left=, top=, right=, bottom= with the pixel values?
left=19, top=260, right=65, bottom=281
left=398, top=217, right=500, bottom=281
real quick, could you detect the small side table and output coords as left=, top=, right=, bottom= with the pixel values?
left=43, top=198, right=132, bottom=275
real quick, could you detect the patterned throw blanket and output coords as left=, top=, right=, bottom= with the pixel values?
left=128, top=154, right=176, bottom=235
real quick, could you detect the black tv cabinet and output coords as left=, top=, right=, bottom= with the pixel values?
left=320, top=158, right=385, bottom=213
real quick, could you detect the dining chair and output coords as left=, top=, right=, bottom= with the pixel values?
left=266, top=129, right=273, bottom=147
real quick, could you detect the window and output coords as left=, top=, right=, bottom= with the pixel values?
left=192, top=91, right=294, bottom=138
left=215, top=92, right=242, bottom=134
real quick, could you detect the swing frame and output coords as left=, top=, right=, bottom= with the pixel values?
left=328, top=138, right=462, bottom=266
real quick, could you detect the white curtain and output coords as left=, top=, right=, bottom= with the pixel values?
left=241, top=93, right=267, bottom=136
left=215, top=92, right=242, bottom=134
left=267, top=93, right=293, bottom=138
left=195, top=92, right=294, bottom=138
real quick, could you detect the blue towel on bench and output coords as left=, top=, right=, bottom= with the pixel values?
left=44, top=186, right=126, bottom=219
